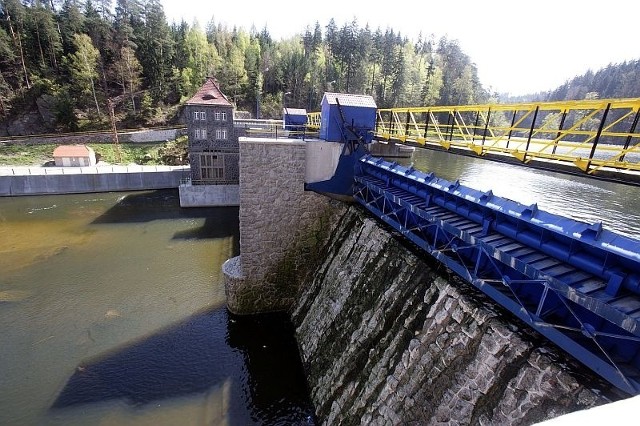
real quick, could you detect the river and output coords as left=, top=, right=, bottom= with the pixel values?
left=3, top=149, right=640, bottom=425
left=404, top=148, right=640, bottom=240
left=0, top=190, right=314, bottom=425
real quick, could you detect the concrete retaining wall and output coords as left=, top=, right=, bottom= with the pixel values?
left=0, top=128, right=187, bottom=145
left=0, top=165, right=189, bottom=196
left=179, top=183, right=239, bottom=207
left=123, top=129, right=183, bottom=143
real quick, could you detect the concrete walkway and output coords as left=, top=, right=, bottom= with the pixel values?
left=0, top=165, right=190, bottom=196
left=0, top=164, right=189, bottom=176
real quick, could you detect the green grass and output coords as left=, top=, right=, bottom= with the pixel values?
left=0, top=137, right=188, bottom=167
left=0, top=143, right=58, bottom=166
left=88, top=143, right=165, bottom=165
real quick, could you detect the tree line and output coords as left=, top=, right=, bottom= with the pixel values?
left=502, top=60, right=640, bottom=104
left=544, top=60, right=640, bottom=102
left=0, top=0, right=489, bottom=132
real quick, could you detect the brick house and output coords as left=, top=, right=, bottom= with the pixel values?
left=184, top=77, right=238, bottom=185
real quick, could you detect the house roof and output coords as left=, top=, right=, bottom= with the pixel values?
left=186, top=77, right=233, bottom=107
left=283, top=108, right=307, bottom=116
left=53, top=145, right=94, bottom=157
left=322, top=92, right=377, bottom=108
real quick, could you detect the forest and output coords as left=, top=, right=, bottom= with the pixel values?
left=0, top=0, right=488, bottom=133
left=1, top=0, right=639, bottom=136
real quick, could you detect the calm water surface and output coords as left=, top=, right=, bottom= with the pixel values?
left=403, top=148, right=640, bottom=240
left=0, top=190, right=314, bottom=425
left=5, top=151, right=639, bottom=424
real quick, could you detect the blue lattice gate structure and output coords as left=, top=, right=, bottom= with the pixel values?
left=353, top=155, right=640, bottom=395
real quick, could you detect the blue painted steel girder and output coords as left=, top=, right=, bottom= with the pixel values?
left=354, top=155, right=640, bottom=395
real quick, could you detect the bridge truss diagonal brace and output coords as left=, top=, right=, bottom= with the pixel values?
left=353, top=167, right=640, bottom=395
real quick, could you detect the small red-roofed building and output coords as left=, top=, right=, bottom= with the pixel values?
left=53, top=145, right=97, bottom=167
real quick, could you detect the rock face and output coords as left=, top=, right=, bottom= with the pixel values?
left=292, top=207, right=617, bottom=425
left=2, top=94, right=57, bottom=136
left=6, top=110, right=50, bottom=135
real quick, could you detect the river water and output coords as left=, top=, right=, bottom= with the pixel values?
left=0, top=190, right=314, bottom=425
left=3, top=150, right=640, bottom=425
left=404, top=148, right=640, bottom=240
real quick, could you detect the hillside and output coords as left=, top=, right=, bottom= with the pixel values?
left=0, top=0, right=486, bottom=137
left=501, top=60, right=640, bottom=103
left=545, top=60, right=640, bottom=101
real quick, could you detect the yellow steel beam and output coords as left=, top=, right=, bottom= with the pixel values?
left=308, top=97, right=640, bottom=174
left=306, top=112, right=321, bottom=130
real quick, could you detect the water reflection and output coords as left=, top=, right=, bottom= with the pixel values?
left=227, top=311, right=316, bottom=425
left=402, top=148, right=640, bottom=239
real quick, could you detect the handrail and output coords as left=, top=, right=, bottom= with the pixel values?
left=306, top=112, right=321, bottom=130
left=374, top=98, right=640, bottom=174
left=306, top=98, right=640, bottom=174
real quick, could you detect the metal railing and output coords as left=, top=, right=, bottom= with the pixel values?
left=0, top=124, right=187, bottom=144
left=180, top=177, right=239, bottom=186
left=0, top=165, right=189, bottom=176
left=373, top=98, right=640, bottom=174
left=307, top=112, right=321, bottom=130
left=236, top=121, right=319, bottom=140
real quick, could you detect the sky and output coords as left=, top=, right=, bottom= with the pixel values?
left=161, top=0, right=640, bottom=96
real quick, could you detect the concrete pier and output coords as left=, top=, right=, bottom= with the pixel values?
left=223, top=137, right=339, bottom=314
left=178, top=182, right=239, bottom=207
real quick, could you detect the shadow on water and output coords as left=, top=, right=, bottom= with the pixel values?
left=171, top=217, right=238, bottom=242
left=91, top=190, right=238, bottom=226
left=227, top=311, right=317, bottom=425
left=90, top=189, right=240, bottom=251
left=50, top=305, right=315, bottom=425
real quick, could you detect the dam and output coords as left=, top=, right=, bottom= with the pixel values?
left=223, top=94, right=640, bottom=423
left=3, top=95, right=640, bottom=424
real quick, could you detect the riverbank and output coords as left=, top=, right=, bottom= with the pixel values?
left=0, top=137, right=188, bottom=168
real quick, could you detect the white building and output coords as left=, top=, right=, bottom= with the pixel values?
left=53, top=145, right=97, bottom=167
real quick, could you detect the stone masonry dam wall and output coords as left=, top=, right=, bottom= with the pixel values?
left=291, top=206, right=621, bottom=425
left=222, top=137, right=624, bottom=423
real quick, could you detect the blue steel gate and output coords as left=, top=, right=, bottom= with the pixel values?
left=353, top=155, right=640, bottom=395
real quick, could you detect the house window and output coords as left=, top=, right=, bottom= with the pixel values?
left=214, top=111, right=221, bottom=121
left=194, top=111, right=206, bottom=120
left=195, top=128, right=207, bottom=140
left=221, top=111, right=227, bottom=121
left=200, top=153, right=224, bottom=181
left=215, top=128, right=227, bottom=140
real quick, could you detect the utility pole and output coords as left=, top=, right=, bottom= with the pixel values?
left=107, top=98, right=123, bottom=163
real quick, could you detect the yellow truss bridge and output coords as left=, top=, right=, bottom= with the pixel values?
left=308, top=98, right=640, bottom=176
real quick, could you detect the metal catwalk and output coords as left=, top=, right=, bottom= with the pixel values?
left=354, top=155, right=640, bottom=395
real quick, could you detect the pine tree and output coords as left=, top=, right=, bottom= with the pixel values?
left=58, top=0, right=85, bottom=55
left=2, top=0, right=31, bottom=88
left=137, top=0, right=173, bottom=102
left=66, top=32, right=102, bottom=117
